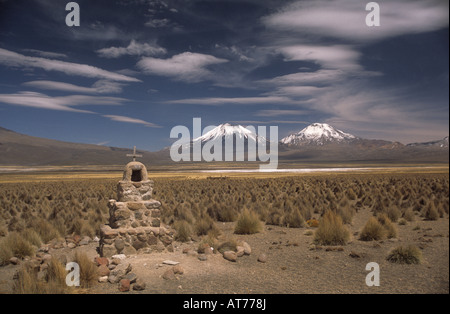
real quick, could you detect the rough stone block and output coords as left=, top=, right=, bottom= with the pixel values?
left=101, top=244, right=117, bottom=258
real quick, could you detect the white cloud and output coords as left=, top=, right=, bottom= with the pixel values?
left=0, top=91, right=162, bottom=129
left=96, top=40, right=167, bottom=58
left=22, top=81, right=95, bottom=94
left=22, top=80, right=124, bottom=94
left=259, top=69, right=345, bottom=86
left=0, top=91, right=128, bottom=113
left=259, top=68, right=382, bottom=88
left=214, top=44, right=254, bottom=62
left=269, top=86, right=329, bottom=97
left=0, top=92, right=89, bottom=113
left=263, top=0, right=449, bottom=42
left=91, top=80, right=125, bottom=94
left=165, top=96, right=293, bottom=106
left=0, top=48, right=141, bottom=82
left=305, top=81, right=449, bottom=143
left=103, top=115, right=161, bottom=128
left=137, top=52, right=228, bottom=82
left=278, top=45, right=362, bottom=71
left=22, top=49, right=68, bottom=59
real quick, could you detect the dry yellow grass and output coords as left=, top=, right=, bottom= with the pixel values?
left=13, top=257, right=71, bottom=294
left=234, top=208, right=263, bottom=234
left=360, top=216, right=386, bottom=241
left=73, top=251, right=98, bottom=288
left=313, top=210, right=350, bottom=245
left=387, top=245, right=423, bottom=264
left=0, top=169, right=448, bottom=267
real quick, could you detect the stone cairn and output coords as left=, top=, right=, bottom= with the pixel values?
left=99, top=148, right=174, bottom=257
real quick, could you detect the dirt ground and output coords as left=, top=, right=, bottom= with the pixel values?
left=2, top=203, right=447, bottom=295
left=100, top=208, right=449, bottom=294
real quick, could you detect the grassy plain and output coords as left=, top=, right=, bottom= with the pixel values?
left=1, top=164, right=447, bottom=247
left=0, top=164, right=448, bottom=293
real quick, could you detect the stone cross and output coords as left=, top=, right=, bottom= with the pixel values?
left=126, top=146, right=143, bottom=161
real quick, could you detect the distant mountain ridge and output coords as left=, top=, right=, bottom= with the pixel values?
left=0, top=124, right=448, bottom=166
left=280, top=122, right=448, bottom=149
left=0, top=126, right=168, bottom=166
left=277, top=122, right=448, bottom=164
left=407, top=136, right=449, bottom=148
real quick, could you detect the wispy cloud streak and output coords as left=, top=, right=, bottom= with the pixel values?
left=0, top=48, right=141, bottom=82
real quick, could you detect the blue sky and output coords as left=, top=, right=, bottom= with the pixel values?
left=0, top=0, right=448, bottom=151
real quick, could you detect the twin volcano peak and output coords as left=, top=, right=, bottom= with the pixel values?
left=192, top=122, right=357, bottom=146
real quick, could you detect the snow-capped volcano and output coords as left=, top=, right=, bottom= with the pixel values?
left=281, top=123, right=357, bottom=146
left=193, top=123, right=266, bottom=143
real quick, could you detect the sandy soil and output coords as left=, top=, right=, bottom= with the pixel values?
left=1, top=205, right=448, bottom=295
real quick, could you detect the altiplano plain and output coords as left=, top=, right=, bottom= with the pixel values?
left=0, top=166, right=448, bottom=294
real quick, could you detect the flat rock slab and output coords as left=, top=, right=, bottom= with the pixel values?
left=162, top=260, right=180, bottom=265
